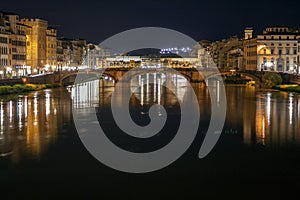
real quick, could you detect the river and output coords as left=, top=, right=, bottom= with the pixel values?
left=0, top=75, right=300, bottom=198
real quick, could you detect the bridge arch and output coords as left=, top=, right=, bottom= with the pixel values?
left=205, top=72, right=262, bottom=87
left=59, top=71, right=116, bottom=86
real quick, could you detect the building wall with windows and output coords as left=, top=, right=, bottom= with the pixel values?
left=257, top=27, right=298, bottom=73
left=297, top=35, right=300, bottom=74
left=56, top=39, right=64, bottom=70
left=243, top=28, right=258, bottom=71
left=0, top=26, right=9, bottom=78
left=59, top=38, right=86, bottom=69
left=0, top=12, right=27, bottom=77
left=46, top=27, right=57, bottom=71
left=20, top=18, right=48, bottom=74
left=9, top=23, right=27, bottom=76
left=209, top=36, right=244, bottom=70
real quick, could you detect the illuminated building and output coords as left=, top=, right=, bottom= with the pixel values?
left=209, top=36, right=244, bottom=70
left=20, top=18, right=48, bottom=74
left=56, top=39, right=63, bottom=71
left=243, top=28, right=257, bottom=71
left=46, top=27, right=57, bottom=71
left=58, top=38, right=86, bottom=70
left=0, top=12, right=27, bottom=77
left=297, top=35, right=300, bottom=74
left=257, top=27, right=298, bottom=73
left=83, top=44, right=111, bottom=69
left=0, top=24, right=9, bottom=78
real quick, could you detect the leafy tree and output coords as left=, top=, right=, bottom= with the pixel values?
left=262, top=72, right=282, bottom=88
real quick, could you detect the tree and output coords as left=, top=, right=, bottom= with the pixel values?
left=262, top=72, right=282, bottom=88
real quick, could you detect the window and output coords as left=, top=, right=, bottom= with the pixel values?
left=271, top=43, right=274, bottom=46
left=287, top=43, right=290, bottom=46
left=271, top=49, right=274, bottom=54
left=279, top=43, right=282, bottom=46
left=279, top=49, right=282, bottom=55
left=286, top=49, right=290, bottom=54
left=287, top=36, right=289, bottom=40
left=294, top=49, right=297, bottom=55
left=279, top=36, right=282, bottom=40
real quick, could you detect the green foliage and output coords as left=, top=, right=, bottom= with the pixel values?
left=224, top=75, right=251, bottom=84
left=262, top=72, right=282, bottom=88
left=0, top=83, right=59, bottom=95
left=275, top=85, right=300, bottom=93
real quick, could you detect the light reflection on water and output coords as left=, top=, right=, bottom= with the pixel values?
left=0, top=77, right=300, bottom=163
left=70, top=76, right=300, bottom=149
left=0, top=89, right=71, bottom=162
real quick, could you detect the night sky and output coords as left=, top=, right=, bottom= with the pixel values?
left=2, top=0, right=300, bottom=44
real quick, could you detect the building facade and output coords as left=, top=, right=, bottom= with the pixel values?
left=243, top=28, right=258, bottom=71
left=58, top=38, right=87, bottom=70
left=257, top=27, right=298, bottom=73
left=46, top=27, right=57, bottom=71
left=20, top=18, right=48, bottom=74
left=296, top=35, right=300, bottom=74
left=209, top=36, right=244, bottom=70
left=0, top=25, right=9, bottom=78
left=0, top=12, right=27, bottom=77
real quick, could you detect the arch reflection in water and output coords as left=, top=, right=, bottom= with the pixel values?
left=130, top=73, right=188, bottom=106
left=69, top=73, right=189, bottom=108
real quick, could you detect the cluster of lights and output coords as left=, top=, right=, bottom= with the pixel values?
left=160, top=47, right=191, bottom=54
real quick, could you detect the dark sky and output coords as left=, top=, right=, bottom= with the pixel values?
left=2, top=0, right=300, bottom=44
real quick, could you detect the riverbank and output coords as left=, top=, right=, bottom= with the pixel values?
left=0, top=84, right=59, bottom=96
left=274, top=84, right=300, bottom=93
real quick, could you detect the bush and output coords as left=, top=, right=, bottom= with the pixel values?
left=275, top=84, right=300, bottom=93
left=0, top=83, right=59, bottom=96
left=262, top=72, right=282, bottom=88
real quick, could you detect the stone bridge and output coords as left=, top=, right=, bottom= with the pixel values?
left=25, top=67, right=267, bottom=87
left=26, top=67, right=300, bottom=87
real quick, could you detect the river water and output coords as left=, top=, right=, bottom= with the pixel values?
left=0, top=76, right=300, bottom=198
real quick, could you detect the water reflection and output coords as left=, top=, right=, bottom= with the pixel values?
left=243, top=88, right=300, bottom=148
left=1, top=76, right=300, bottom=165
left=69, top=73, right=189, bottom=108
left=0, top=89, right=71, bottom=162
left=70, top=76, right=300, bottom=149
left=131, top=73, right=188, bottom=106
